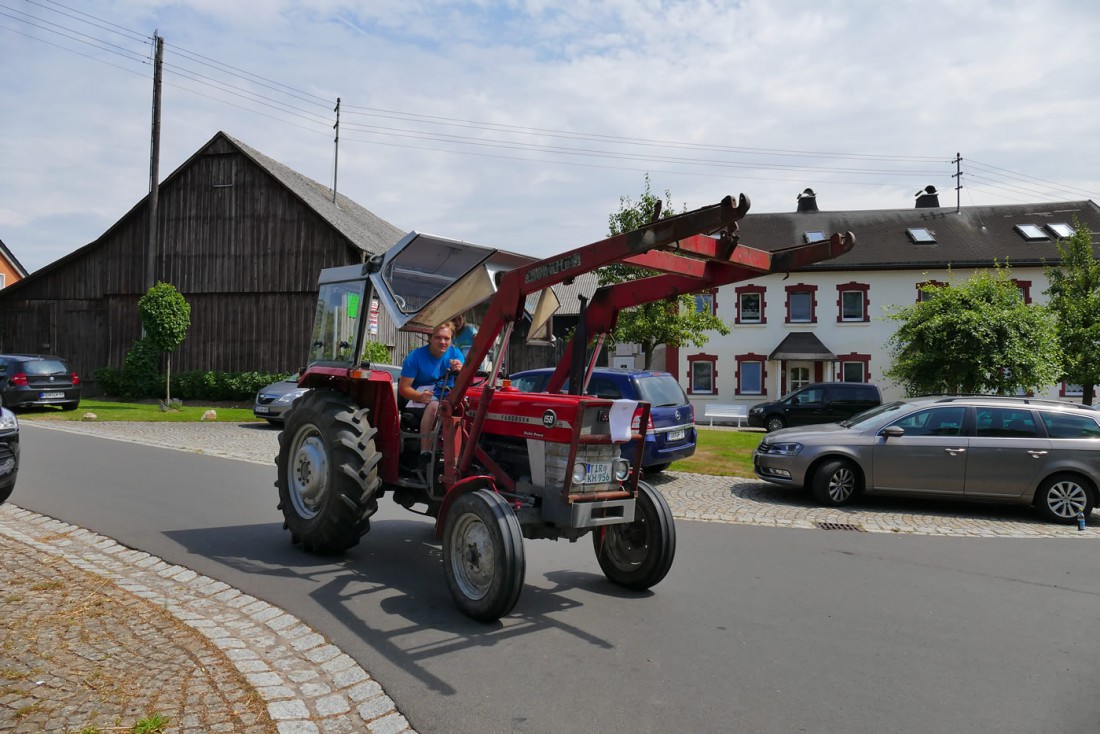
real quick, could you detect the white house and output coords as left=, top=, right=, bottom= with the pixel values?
left=668, top=189, right=1100, bottom=413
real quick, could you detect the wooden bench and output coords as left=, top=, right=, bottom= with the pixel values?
left=702, top=403, right=749, bottom=427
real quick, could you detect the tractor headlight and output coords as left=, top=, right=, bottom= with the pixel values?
left=572, top=462, right=587, bottom=484
left=613, top=458, right=631, bottom=481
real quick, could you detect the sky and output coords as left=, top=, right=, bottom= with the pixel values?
left=2, top=0, right=1098, bottom=275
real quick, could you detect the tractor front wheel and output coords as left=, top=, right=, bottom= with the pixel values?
left=442, top=489, right=526, bottom=622
left=275, top=390, right=382, bottom=554
left=592, top=480, right=676, bottom=590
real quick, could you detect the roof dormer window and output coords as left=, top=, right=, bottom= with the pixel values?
left=1014, top=224, right=1048, bottom=241
left=906, top=228, right=936, bottom=244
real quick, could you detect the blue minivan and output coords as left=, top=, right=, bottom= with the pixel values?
left=508, top=367, right=696, bottom=473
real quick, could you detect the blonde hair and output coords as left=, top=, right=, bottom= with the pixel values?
left=433, top=321, right=455, bottom=338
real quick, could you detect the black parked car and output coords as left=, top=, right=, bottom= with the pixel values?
left=0, top=404, right=18, bottom=504
left=747, top=382, right=881, bottom=432
left=0, top=354, right=82, bottom=410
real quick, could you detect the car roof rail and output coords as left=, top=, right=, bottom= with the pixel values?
left=926, top=394, right=1091, bottom=409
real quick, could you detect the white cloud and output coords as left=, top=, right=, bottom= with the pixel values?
left=2, top=0, right=1098, bottom=273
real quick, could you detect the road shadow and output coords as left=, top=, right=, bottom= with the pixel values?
left=164, top=512, right=621, bottom=694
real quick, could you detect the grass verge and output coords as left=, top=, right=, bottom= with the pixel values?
left=13, top=399, right=261, bottom=423
left=673, top=428, right=763, bottom=478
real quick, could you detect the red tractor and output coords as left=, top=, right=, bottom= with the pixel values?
left=275, top=194, right=854, bottom=621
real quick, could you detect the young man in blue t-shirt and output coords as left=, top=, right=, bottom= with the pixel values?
left=399, top=321, right=464, bottom=458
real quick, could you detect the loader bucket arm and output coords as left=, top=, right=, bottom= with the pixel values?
left=545, top=231, right=856, bottom=392
left=445, top=194, right=751, bottom=405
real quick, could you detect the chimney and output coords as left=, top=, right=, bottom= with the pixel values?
left=915, top=185, right=940, bottom=209
left=796, top=188, right=818, bottom=212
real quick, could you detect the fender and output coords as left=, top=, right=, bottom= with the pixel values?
left=434, top=475, right=500, bottom=538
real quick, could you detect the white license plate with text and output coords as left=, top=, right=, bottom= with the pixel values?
left=40, top=392, right=64, bottom=399
left=667, top=429, right=686, bottom=442
left=585, top=462, right=612, bottom=483
left=254, top=406, right=270, bottom=414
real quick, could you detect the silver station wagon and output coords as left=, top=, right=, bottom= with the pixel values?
left=753, top=395, right=1100, bottom=524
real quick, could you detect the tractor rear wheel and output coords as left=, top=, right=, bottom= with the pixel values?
left=442, top=489, right=526, bottom=622
left=592, top=480, right=676, bottom=590
left=275, top=390, right=382, bottom=554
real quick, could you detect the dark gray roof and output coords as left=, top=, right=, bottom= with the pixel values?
left=550, top=271, right=601, bottom=315
left=769, top=331, right=836, bottom=361
left=224, top=133, right=404, bottom=256
left=0, top=237, right=27, bottom=277
left=735, top=200, right=1100, bottom=272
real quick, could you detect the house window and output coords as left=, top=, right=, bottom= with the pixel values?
left=916, top=280, right=946, bottom=302
left=790, top=366, right=811, bottom=391
left=736, top=285, right=766, bottom=324
left=785, top=284, right=817, bottom=323
left=0, top=273, right=5, bottom=289
left=687, top=353, right=717, bottom=395
left=836, top=282, right=869, bottom=322
left=1012, top=279, right=1032, bottom=304
left=735, top=353, right=768, bottom=395
left=1059, top=382, right=1097, bottom=398
left=838, top=352, right=871, bottom=382
left=803, top=231, right=825, bottom=243
left=693, top=289, right=717, bottom=316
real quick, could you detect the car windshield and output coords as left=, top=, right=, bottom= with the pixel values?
left=838, top=400, right=911, bottom=429
left=634, top=375, right=688, bottom=407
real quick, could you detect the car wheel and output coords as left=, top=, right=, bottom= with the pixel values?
left=643, top=462, right=671, bottom=475
left=811, top=458, right=860, bottom=506
left=60, top=401, right=79, bottom=411
left=1034, top=473, right=1095, bottom=524
left=765, top=416, right=786, bottom=432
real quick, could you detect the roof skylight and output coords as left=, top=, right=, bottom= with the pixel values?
left=1014, top=224, right=1048, bottom=242
left=803, top=231, right=825, bottom=243
left=1047, top=223, right=1074, bottom=239
left=906, top=228, right=936, bottom=244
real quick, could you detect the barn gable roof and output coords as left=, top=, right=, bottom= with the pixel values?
left=0, top=131, right=404, bottom=293
left=221, top=133, right=404, bottom=255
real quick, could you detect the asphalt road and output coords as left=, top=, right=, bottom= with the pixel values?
left=14, top=423, right=1100, bottom=734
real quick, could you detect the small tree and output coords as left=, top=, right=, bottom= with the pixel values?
left=138, top=282, right=192, bottom=403
left=885, top=265, right=1062, bottom=396
left=600, top=174, right=730, bottom=369
left=1044, top=220, right=1100, bottom=404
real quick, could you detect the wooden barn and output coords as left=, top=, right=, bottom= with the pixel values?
left=0, top=132, right=424, bottom=392
left=0, top=132, right=576, bottom=394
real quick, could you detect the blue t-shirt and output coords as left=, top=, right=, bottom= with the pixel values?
left=401, top=344, right=464, bottom=399
left=453, top=324, right=477, bottom=359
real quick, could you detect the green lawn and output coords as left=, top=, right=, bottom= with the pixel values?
left=14, top=399, right=260, bottom=423
left=674, top=427, right=763, bottom=478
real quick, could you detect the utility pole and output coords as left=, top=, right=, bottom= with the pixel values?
left=145, top=33, right=164, bottom=290
left=952, top=152, right=962, bottom=214
left=332, top=97, right=340, bottom=204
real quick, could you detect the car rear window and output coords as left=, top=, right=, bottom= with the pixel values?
left=1040, top=412, right=1100, bottom=439
left=634, top=375, right=688, bottom=407
left=22, top=360, right=69, bottom=376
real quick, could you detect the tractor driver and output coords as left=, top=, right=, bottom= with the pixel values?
left=398, top=321, right=464, bottom=462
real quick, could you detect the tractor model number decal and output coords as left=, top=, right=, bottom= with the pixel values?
left=524, top=253, right=581, bottom=285
left=487, top=412, right=572, bottom=429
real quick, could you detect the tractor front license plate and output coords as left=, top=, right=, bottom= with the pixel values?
left=40, top=392, right=64, bottom=399
left=585, top=463, right=612, bottom=484
left=667, top=429, right=685, bottom=442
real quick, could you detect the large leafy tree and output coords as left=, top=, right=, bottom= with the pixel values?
left=1044, top=221, right=1100, bottom=405
left=138, top=282, right=192, bottom=403
left=599, top=175, right=730, bottom=369
left=885, top=265, right=1062, bottom=396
